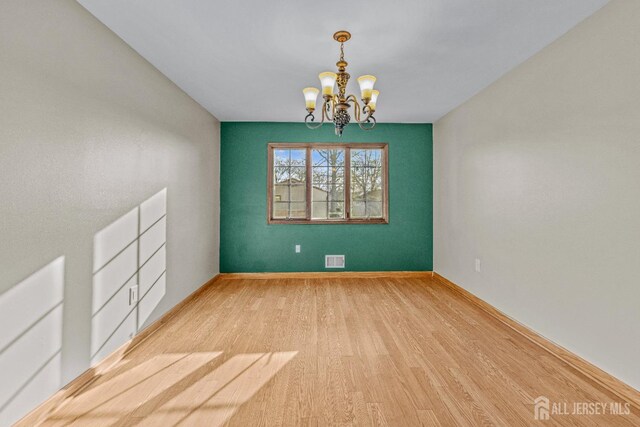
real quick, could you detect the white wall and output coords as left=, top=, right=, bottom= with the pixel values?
left=434, top=0, right=640, bottom=391
left=0, top=0, right=220, bottom=424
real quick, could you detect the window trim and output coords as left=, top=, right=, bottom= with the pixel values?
left=267, top=142, right=389, bottom=224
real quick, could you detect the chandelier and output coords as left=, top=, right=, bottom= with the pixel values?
left=302, top=31, right=379, bottom=137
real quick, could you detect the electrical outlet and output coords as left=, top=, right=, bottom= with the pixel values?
left=475, top=258, right=481, bottom=273
left=129, top=285, right=139, bottom=305
left=295, top=244, right=301, bottom=253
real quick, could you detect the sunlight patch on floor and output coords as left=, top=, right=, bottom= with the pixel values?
left=45, top=351, right=297, bottom=426
left=49, top=352, right=222, bottom=424
left=139, top=351, right=298, bottom=426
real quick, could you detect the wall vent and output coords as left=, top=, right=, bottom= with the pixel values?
left=325, top=255, right=345, bottom=269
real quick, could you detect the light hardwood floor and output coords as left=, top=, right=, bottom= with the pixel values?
left=30, top=276, right=640, bottom=426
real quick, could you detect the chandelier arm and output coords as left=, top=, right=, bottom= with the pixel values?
left=346, top=94, right=359, bottom=121
left=345, top=94, right=358, bottom=103
left=325, top=97, right=335, bottom=121
left=352, top=96, right=364, bottom=123
left=304, top=101, right=327, bottom=130
left=344, top=95, right=360, bottom=122
left=355, top=98, right=362, bottom=122
left=356, top=112, right=377, bottom=131
left=304, top=112, right=323, bottom=129
left=349, top=98, right=375, bottom=128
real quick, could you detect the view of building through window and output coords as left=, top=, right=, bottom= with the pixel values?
left=272, top=148, right=306, bottom=219
left=312, top=149, right=345, bottom=220
left=351, top=149, right=383, bottom=218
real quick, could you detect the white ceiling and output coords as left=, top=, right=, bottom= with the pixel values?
left=78, top=0, right=608, bottom=123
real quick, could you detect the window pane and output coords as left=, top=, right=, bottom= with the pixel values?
left=311, top=148, right=346, bottom=203
left=311, top=201, right=328, bottom=219
left=352, top=149, right=382, bottom=166
left=366, top=202, right=383, bottom=218
left=312, top=166, right=328, bottom=188
left=365, top=149, right=382, bottom=166
left=329, top=201, right=345, bottom=219
left=312, top=149, right=345, bottom=217
left=274, top=149, right=290, bottom=165
left=312, top=149, right=344, bottom=167
left=367, top=179, right=382, bottom=202
left=312, top=150, right=328, bottom=166
left=290, top=183, right=305, bottom=202
left=351, top=167, right=366, bottom=200
left=272, top=147, right=308, bottom=220
left=312, top=185, right=328, bottom=202
left=289, top=149, right=306, bottom=165
left=273, top=184, right=289, bottom=201
left=273, top=166, right=289, bottom=184
left=273, top=201, right=289, bottom=219
left=328, top=166, right=344, bottom=185
left=327, top=185, right=344, bottom=202
left=371, top=174, right=383, bottom=190
left=351, top=201, right=366, bottom=218
left=367, top=170, right=383, bottom=202
left=311, top=201, right=345, bottom=220
left=289, top=202, right=306, bottom=219
left=350, top=148, right=385, bottom=220
left=289, top=166, right=306, bottom=183
left=274, top=150, right=305, bottom=167
left=367, top=187, right=383, bottom=202
left=351, top=149, right=366, bottom=166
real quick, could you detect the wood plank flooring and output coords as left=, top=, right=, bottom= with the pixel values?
left=31, top=276, right=640, bottom=426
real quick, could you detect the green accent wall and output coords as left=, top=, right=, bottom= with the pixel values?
left=220, top=122, right=432, bottom=272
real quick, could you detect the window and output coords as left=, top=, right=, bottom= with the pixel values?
left=268, top=143, right=388, bottom=224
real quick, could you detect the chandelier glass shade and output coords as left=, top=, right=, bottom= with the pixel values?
left=303, top=31, right=378, bottom=136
